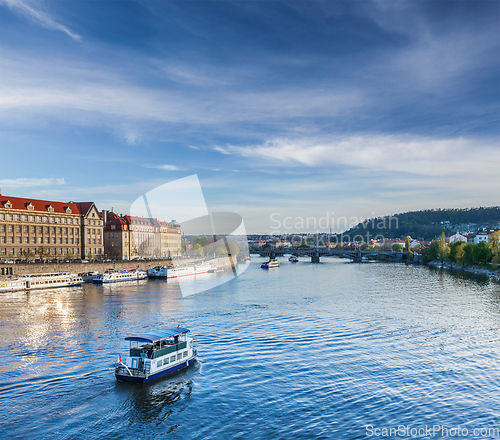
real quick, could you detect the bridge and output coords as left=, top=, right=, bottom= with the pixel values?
left=249, top=247, right=406, bottom=263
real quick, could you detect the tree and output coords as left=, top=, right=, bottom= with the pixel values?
left=472, top=241, right=492, bottom=266
left=490, top=231, right=500, bottom=256
left=449, top=241, right=466, bottom=266
left=405, top=236, right=411, bottom=253
left=424, top=241, right=440, bottom=262
left=194, top=236, right=209, bottom=248
left=193, top=243, right=203, bottom=255
left=67, top=250, right=74, bottom=260
left=37, top=246, right=50, bottom=261
left=392, top=243, right=403, bottom=252
left=438, top=232, right=447, bottom=263
left=88, top=251, right=93, bottom=260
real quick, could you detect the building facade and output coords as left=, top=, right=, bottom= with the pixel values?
left=103, top=212, right=181, bottom=260
left=0, top=191, right=104, bottom=260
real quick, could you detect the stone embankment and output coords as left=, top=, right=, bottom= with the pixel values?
left=426, top=261, right=500, bottom=280
left=1, top=256, right=237, bottom=277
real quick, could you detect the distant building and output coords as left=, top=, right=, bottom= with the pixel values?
left=103, top=212, right=181, bottom=260
left=474, top=228, right=500, bottom=244
left=0, top=190, right=103, bottom=259
left=449, top=232, right=467, bottom=244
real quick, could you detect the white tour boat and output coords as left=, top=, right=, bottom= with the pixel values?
left=93, top=268, right=147, bottom=284
left=147, top=261, right=215, bottom=279
left=0, top=272, right=83, bottom=292
left=115, top=327, right=197, bottom=383
left=261, top=259, right=280, bottom=269
left=289, top=256, right=299, bottom=263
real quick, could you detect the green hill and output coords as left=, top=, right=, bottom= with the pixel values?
left=338, top=207, right=500, bottom=241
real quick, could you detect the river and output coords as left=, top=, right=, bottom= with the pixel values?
left=1, top=258, right=499, bottom=439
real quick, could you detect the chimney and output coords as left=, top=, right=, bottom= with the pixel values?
left=102, top=210, right=108, bottom=224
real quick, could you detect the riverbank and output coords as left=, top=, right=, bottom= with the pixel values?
left=426, top=260, right=500, bottom=280
left=0, top=255, right=237, bottom=277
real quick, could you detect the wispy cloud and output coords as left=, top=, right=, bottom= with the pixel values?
left=0, top=0, right=81, bottom=41
left=144, top=164, right=182, bottom=171
left=214, top=135, right=500, bottom=177
left=0, top=177, right=66, bottom=188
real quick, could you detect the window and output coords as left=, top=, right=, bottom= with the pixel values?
left=51, top=227, right=56, bottom=234
left=45, top=227, right=49, bottom=234
left=0, top=237, right=5, bottom=243
left=0, top=225, right=4, bottom=232
left=29, top=216, right=34, bottom=222
left=177, top=353, right=182, bottom=360
left=51, top=238, right=55, bottom=244
left=76, top=239, right=79, bottom=244
left=38, top=238, right=42, bottom=244
left=64, top=218, right=67, bottom=224
left=38, top=226, right=42, bottom=233
left=157, top=360, right=162, bottom=368
left=0, top=214, right=4, bottom=220
left=31, top=238, right=35, bottom=243
left=24, top=226, right=28, bottom=233
left=93, top=239, right=95, bottom=244
left=9, top=237, right=14, bottom=243
left=58, top=238, right=62, bottom=244
left=58, top=227, right=62, bottom=234
left=47, top=205, right=54, bottom=212
left=183, top=351, right=188, bottom=358
left=16, top=225, right=21, bottom=233
left=111, top=225, right=116, bottom=230
left=64, top=228, right=68, bottom=234
left=8, top=225, right=13, bottom=232
left=163, top=358, right=169, bottom=365
left=70, top=238, right=74, bottom=244
left=24, top=237, right=28, bottom=243
left=36, top=216, right=41, bottom=222
left=31, top=226, right=35, bottom=233
left=45, top=238, right=50, bottom=244
left=170, top=355, right=175, bottom=362
left=87, top=238, right=91, bottom=244
left=64, top=238, right=68, bottom=244
left=70, top=228, right=73, bottom=234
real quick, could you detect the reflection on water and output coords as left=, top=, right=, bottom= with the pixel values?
left=0, top=262, right=499, bottom=439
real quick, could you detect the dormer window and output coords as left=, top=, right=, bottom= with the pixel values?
left=3, top=200, right=12, bottom=208
left=47, top=205, right=54, bottom=212
left=65, top=207, right=72, bottom=214
left=26, top=203, right=34, bottom=210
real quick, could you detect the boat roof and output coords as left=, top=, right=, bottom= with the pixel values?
left=124, top=328, right=190, bottom=343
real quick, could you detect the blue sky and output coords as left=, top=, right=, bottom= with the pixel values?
left=0, top=0, right=498, bottom=233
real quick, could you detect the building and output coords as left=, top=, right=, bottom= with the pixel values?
left=103, top=212, right=181, bottom=260
left=0, top=191, right=104, bottom=260
left=474, top=228, right=500, bottom=244
left=449, top=232, right=467, bottom=244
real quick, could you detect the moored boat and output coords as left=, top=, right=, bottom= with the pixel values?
left=261, top=259, right=280, bottom=269
left=93, top=268, right=147, bottom=283
left=289, top=256, right=299, bottom=263
left=115, top=327, right=197, bottom=383
left=147, top=262, right=216, bottom=279
left=0, top=272, right=83, bottom=292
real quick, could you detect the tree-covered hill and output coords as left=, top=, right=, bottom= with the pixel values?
left=339, top=207, right=500, bottom=241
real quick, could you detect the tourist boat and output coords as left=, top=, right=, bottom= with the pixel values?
left=115, top=327, right=197, bottom=383
left=261, top=259, right=280, bottom=269
left=93, top=268, right=147, bottom=283
left=147, top=261, right=215, bottom=279
left=0, top=272, right=83, bottom=292
left=289, top=256, right=299, bottom=263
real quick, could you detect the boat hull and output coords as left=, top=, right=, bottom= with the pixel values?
left=115, top=356, right=196, bottom=383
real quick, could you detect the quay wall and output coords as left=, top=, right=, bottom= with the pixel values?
left=1, top=256, right=236, bottom=276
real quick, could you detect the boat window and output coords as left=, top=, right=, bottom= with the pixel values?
left=163, top=358, right=169, bottom=365
left=183, top=351, right=188, bottom=358
left=177, top=354, right=182, bottom=360
left=170, top=355, right=176, bottom=362
left=157, top=360, right=162, bottom=368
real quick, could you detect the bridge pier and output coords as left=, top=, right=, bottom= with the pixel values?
left=311, top=250, right=320, bottom=263
left=353, top=251, right=362, bottom=263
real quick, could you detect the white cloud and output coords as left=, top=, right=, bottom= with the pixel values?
left=214, top=135, right=500, bottom=177
left=145, top=164, right=181, bottom=171
left=0, top=177, right=66, bottom=188
left=0, top=0, right=81, bottom=41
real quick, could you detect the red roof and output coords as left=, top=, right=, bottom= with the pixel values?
left=0, top=195, right=80, bottom=215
